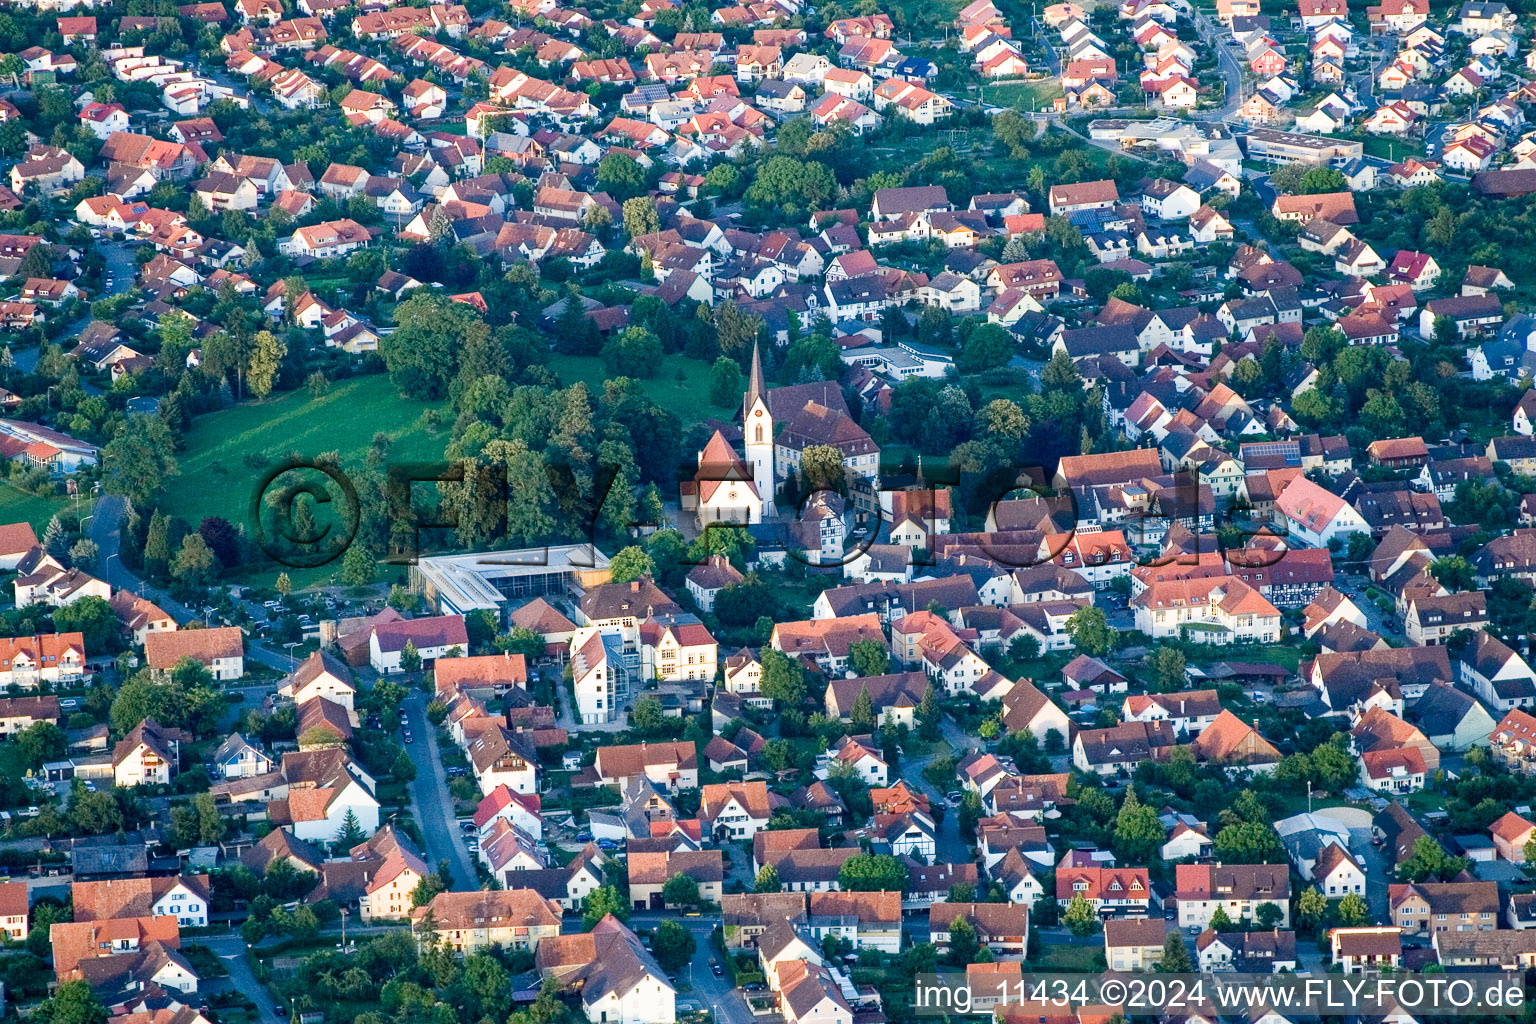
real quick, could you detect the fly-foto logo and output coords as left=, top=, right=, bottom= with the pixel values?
left=250, top=454, right=1300, bottom=571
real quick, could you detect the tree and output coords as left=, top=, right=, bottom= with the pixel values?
left=1430, top=556, right=1476, bottom=591
left=335, top=808, right=366, bottom=848
left=714, top=301, right=765, bottom=359
left=411, top=871, right=448, bottom=908
left=341, top=543, right=377, bottom=587
left=662, top=872, right=701, bottom=908
left=1297, top=166, right=1347, bottom=194
left=709, top=356, right=743, bottom=407
left=849, top=639, right=889, bottom=677
left=608, top=546, right=655, bottom=585
left=1255, top=901, right=1284, bottom=929
left=1213, top=821, right=1285, bottom=864
left=1066, top=606, right=1112, bottom=656
left=799, top=444, right=845, bottom=493
left=597, top=153, right=646, bottom=200
left=52, top=596, right=118, bottom=653
left=15, top=721, right=65, bottom=768
left=837, top=853, right=908, bottom=892
left=275, top=572, right=292, bottom=597
left=601, top=326, right=664, bottom=378
left=1307, top=740, right=1357, bottom=791
left=651, top=920, right=697, bottom=974
left=400, top=640, right=422, bottom=674
left=582, top=885, right=631, bottom=929
left=944, top=915, right=980, bottom=967
left=69, top=538, right=99, bottom=570
left=1398, top=835, right=1466, bottom=883
left=1063, top=894, right=1098, bottom=937
left=380, top=292, right=490, bottom=399
left=629, top=694, right=665, bottom=733
left=745, top=155, right=836, bottom=214
left=754, top=863, right=781, bottom=893
left=172, top=532, right=219, bottom=586
left=1112, top=787, right=1164, bottom=863
left=1147, top=647, right=1186, bottom=691
left=248, top=330, right=286, bottom=399
left=850, top=684, right=875, bottom=728
left=1156, top=931, right=1192, bottom=972
left=621, top=195, right=660, bottom=238
left=70, top=786, right=124, bottom=834
left=1296, top=886, right=1328, bottom=930
left=103, top=415, right=179, bottom=506
left=1209, top=906, right=1235, bottom=931
left=1336, top=892, right=1370, bottom=927
left=40, top=981, right=107, bottom=1024
left=43, top=516, right=67, bottom=559
left=957, top=323, right=1015, bottom=374
left=759, top=648, right=805, bottom=708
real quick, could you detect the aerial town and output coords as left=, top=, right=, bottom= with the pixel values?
left=9, top=0, right=1536, bottom=1019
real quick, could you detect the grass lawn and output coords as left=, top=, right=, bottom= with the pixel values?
left=1029, top=944, right=1103, bottom=971
left=0, top=486, right=74, bottom=533
left=1357, top=134, right=1423, bottom=162
left=1186, top=643, right=1302, bottom=674
left=888, top=0, right=967, bottom=25
left=548, top=352, right=735, bottom=426
left=156, top=373, right=450, bottom=587
left=982, top=78, right=1065, bottom=111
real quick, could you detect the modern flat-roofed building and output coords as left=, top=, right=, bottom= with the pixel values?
left=1244, top=128, right=1363, bottom=166
left=411, top=544, right=611, bottom=623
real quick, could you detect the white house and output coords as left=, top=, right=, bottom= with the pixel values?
left=278, top=650, right=356, bottom=710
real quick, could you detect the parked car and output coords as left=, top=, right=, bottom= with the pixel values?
left=402, top=731, right=414, bottom=743
left=712, top=964, right=724, bottom=976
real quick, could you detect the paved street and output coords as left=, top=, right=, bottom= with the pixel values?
left=90, top=494, right=298, bottom=673
left=903, top=717, right=980, bottom=864
left=403, top=691, right=478, bottom=890
left=202, top=933, right=285, bottom=1024
left=1189, top=8, right=1244, bottom=121
left=628, top=912, right=755, bottom=1024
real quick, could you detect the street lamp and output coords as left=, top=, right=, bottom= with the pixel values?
left=283, top=641, right=300, bottom=667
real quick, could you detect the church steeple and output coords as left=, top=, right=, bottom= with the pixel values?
left=742, top=339, right=773, bottom=518
left=743, top=339, right=765, bottom=423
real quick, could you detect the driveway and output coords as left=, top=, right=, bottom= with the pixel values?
left=403, top=691, right=477, bottom=889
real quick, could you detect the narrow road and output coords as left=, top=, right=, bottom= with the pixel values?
left=404, top=691, right=477, bottom=890
left=203, top=933, right=283, bottom=1024
left=1191, top=8, right=1244, bottom=121
left=901, top=716, right=978, bottom=864
left=90, top=494, right=296, bottom=672
left=627, top=912, right=754, bottom=1024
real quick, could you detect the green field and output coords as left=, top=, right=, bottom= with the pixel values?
left=1358, top=134, right=1423, bottom=162
left=156, top=374, right=450, bottom=586
left=0, top=486, right=74, bottom=534
left=982, top=79, right=1065, bottom=111
left=548, top=352, right=735, bottom=425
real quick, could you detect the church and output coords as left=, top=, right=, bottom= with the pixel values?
left=682, top=342, right=881, bottom=528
